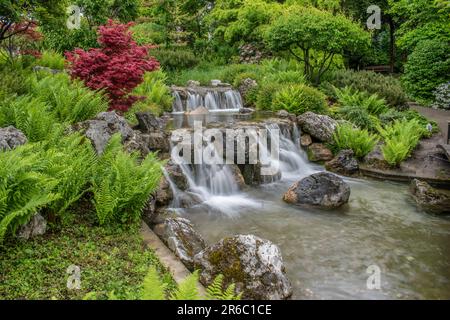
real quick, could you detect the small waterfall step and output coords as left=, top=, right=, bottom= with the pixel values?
left=171, top=85, right=243, bottom=113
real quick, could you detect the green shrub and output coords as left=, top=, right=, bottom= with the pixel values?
left=264, top=70, right=305, bottom=85
left=379, top=109, right=438, bottom=135
left=0, top=96, right=60, bottom=142
left=272, top=84, right=327, bottom=115
left=0, top=134, right=97, bottom=242
left=378, top=119, right=426, bottom=166
left=335, top=87, right=388, bottom=115
left=338, top=105, right=380, bottom=131
left=92, top=134, right=162, bottom=225
left=151, top=47, right=199, bottom=71
left=256, top=82, right=284, bottom=111
left=131, top=22, right=166, bottom=45
left=403, top=39, right=450, bottom=103
left=30, top=73, right=109, bottom=123
left=36, top=50, right=66, bottom=70
left=432, top=82, right=450, bottom=110
left=333, top=123, right=378, bottom=158
left=321, top=69, right=407, bottom=108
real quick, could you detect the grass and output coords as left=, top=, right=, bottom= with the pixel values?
left=0, top=210, right=175, bottom=300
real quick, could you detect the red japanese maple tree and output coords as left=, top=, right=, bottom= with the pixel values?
left=66, top=20, right=160, bottom=112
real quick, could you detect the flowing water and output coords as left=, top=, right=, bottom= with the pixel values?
left=166, top=92, right=450, bottom=300
left=171, top=88, right=243, bottom=113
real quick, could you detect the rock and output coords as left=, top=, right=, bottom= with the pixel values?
left=276, top=110, right=290, bottom=118
left=142, top=195, right=158, bottom=225
left=210, top=80, right=222, bottom=87
left=33, top=66, right=62, bottom=74
left=0, top=126, right=28, bottom=151
left=194, top=234, right=292, bottom=300
left=227, top=164, right=246, bottom=189
left=178, top=192, right=204, bottom=208
left=188, top=106, right=210, bottom=115
left=165, top=160, right=188, bottom=191
left=155, top=176, right=173, bottom=207
left=363, top=144, right=386, bottom=169
left=325, top=150, right=359, bottom=176
left=300, top=134, right=312, bottom=147
left=283, top=172, right=351, bottom=209
left=142, top=132, right=170, bottom=153
left=17, top=213, right=47, bottom=240
left=239, top=107, right=255, bottom=114
left=307, top=143, right=333, bottom=162
left=297, top=112, right=337, bottom=143
left=410, top=179, right=450, bottom=214
left=187, top=80, right=201, bottom=87
left=154, top=217, right=207, bottom=271
left=73, top=111, right=150, bottom=156
left=135, top=112, right=166, bottom=133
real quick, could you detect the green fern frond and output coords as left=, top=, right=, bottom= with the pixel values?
left=141, top=267, right=167, bottom=300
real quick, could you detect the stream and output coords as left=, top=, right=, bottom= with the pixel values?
left=166, top=90, right=450, bottom=300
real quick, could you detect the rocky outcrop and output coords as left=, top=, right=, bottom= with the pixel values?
left=73, top=111, right=150, bottom=155
left=325, top=150, right=359, bottom=176
left=0, top=126, right=27, bottom=151
left=297, top=112, right=338, bottom=143
left=283, top=172, right=351, bottom=209
left=17, top=213, right=47, bottom=240
left=153, top=217, right=207, bottom=271
left=194, top=234, right=293, bottom=300
left=410, top=179, right=450, bottom=215
left=135, top=112, right=167, bottom=133
left=228, top=164, right=246, bottom=189
left=307, top=143, right=333, bottom=162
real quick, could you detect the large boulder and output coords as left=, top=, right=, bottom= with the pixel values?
left=297, top=112, right=338, bottom=143
left=410, top=179, right=450, bottom=215
left=153, top=217, right=207, bottom=271
left=325, top=149, right=359, bottom=176
left=194, top=234, right=293, bottom=300
left=0, top=126, right=27, bottom=151
left=300, top=134, right=312, bottom=148
left=135, top=112, right=166, bottom=133
left=307, top=143, right=334, bottom=162
left=73, top=111, right=150, bottom=155
left=17, top=213, right=47, bottom=240
left=283, top=172, right=351, bottom=209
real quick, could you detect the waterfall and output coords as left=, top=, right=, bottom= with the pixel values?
left=265, top=123, right=317, bottom=181
left=171, top=87, right=243, bottom=113
left=168, top=121, right=317, bottom=215
left=172, top=91, right=183, bottom=113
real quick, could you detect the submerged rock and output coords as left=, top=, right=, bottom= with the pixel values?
left=188, top=106, right=210, bottom=115
left=307, top=143, right=333, bottom=162
left=283, top=172, right=350, bottom=209
left=325, top=149, right=359, bottom=176
left=410, top=179, right=450, bottom=215
left=297, top=112, right=337, bottom=143
left=194, top=234, right=293, bottom=300
left=153, top=217, right=207, bottom=271
left=17, top=213, right=47, bottom=240
left=0, top=126, right=27, bottom=151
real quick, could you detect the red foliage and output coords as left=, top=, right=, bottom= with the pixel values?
left=66, top=20, right=160, bottom=112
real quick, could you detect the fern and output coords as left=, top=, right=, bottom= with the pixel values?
left=170, top=270, right=201, bottom=300
left=333, top=123, right=379, bottom=158
left=206, top=274, right=242, bottom=300
left=92, top=134, right=163, bottom=225
left=141, top=267, right=167, bottom=300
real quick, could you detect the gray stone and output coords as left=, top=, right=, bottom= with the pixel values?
left=17, top=213, right=47, bottom=240
left=276, top=110, right=290, bottom=118
left=194, top=234, right=293, bottom=300
left=73, top=111, right=149, bottom=156
left=283, top=172, right=351, bottom=209
left=154, top=217, right=207, bottom=271
left=135, top=112, right=166, bottom=133
left=187, top=80, right=201, bottom=87
left=410, top=179, right=450, bottom=215
left=0, top=126, right=27, bottom=151
left=325, top=149, right=359, bottom=176
left=188, top=106, right=210, bottom=115
left=297, top=112, right=338, bottom=143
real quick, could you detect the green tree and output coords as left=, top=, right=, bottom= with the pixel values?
left=265, top=6, right=370, bottom=84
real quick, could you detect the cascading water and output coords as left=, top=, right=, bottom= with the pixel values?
left=168, top=121, right=318, bottom=215
left=171, top=87, right=243, bottom=113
